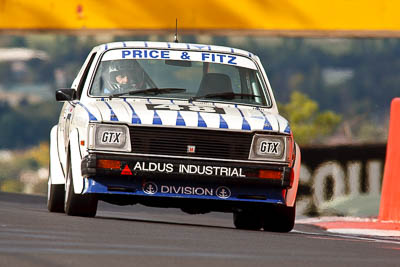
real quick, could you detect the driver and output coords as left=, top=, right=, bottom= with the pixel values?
left=106, top=60, right=145, bottom=94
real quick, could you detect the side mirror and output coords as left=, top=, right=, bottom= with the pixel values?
left=55, top=89, right=77, bottom=101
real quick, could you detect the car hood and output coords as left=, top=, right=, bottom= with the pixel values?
left=79, top=99, right=291, bottom=134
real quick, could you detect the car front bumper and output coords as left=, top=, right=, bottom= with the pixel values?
left=80, top=153, right=293, bottom=206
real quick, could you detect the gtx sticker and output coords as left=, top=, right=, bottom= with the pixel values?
left=146, top=104, right=225, bottom=114
left=101, top=131, right=122, bottom=144
left=259, top=141, right=280, bottom=155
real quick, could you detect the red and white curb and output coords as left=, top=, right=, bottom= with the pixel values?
left=297, top=217, right=400, bottom=237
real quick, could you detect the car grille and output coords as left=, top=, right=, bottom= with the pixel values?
left=129, top=126, right=253, bottom=160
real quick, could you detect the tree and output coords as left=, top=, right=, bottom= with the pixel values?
left=278, top=91, right=341, bottom=145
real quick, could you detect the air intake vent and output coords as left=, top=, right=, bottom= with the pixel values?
left=129, top=126, right=253, bottom=160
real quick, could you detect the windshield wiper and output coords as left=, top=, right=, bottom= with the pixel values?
left=109, top=88, right=186, bottom=99
left=189, top=92, right=260, bottom=102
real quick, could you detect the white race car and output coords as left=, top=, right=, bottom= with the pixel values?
left=48, top=41, right=301, bottom=232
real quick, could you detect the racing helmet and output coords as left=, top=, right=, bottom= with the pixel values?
left=108, top=60, right=144, bottom=92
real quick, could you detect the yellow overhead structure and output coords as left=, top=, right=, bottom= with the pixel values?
left=1, top=0, right=400, bottom=37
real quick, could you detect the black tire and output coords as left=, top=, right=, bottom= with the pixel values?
left=262, top=204, right=296, bottom=233
left=233, top=210, right=263, bottom=230
left=64, top=156, right=98, bottom=217
left=47, top=177, right=65, bottom=213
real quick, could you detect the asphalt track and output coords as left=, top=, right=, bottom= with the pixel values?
left=1, top=192, right=400, bottom=267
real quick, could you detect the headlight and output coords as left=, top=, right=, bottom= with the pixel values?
left=249, top=134, right=289, bottom=161
left=88, top=124, right=131, bottom=152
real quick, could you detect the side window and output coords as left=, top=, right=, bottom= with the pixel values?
left=76, top=53, right=97, bottom=99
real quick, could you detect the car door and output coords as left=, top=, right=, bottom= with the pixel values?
left=57, top=51, right=97, bottom=175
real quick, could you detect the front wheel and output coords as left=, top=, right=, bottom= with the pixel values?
left=64, top=156, right=98, bottom=217
left=233, top=209, right=263, bottom=230
left=262, top=204, right=296, bottom=233
left=47, top=176, right=65, bottom=213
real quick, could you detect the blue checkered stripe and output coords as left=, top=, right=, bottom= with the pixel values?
left=81, top=99, right=290, bottom=133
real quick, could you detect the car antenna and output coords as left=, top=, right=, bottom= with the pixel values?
left=174, top=18, right=179, bottom=43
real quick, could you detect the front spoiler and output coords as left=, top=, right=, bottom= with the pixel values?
left=80, top=153, right=293, bottom=206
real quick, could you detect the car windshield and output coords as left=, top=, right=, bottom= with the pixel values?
left=90, top=49, right=271, bottom=106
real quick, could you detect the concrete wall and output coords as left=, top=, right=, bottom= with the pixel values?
left=298, top=143, right=386, bottom=216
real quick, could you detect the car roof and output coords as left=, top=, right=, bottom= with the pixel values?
left=92, top=41, right=259, bottom=60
